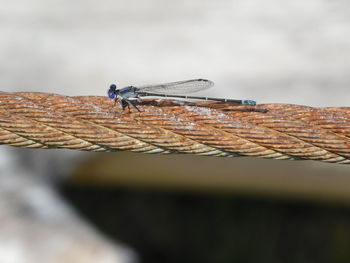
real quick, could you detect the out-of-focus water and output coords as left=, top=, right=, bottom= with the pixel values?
left=0, top=0, right=349, bottom=106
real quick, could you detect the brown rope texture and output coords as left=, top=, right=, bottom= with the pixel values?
left=1, top=91, right=350, bottom=164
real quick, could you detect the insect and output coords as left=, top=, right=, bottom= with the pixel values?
left=107, top=79, right=257, bottom=112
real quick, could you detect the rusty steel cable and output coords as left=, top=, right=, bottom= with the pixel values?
left=0, top=91, right=350, bottom=164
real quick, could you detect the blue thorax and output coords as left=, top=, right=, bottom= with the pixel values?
left=119, top=86, right=137, bottom=99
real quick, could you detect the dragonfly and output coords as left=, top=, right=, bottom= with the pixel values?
left=107, top=79, right=257, bottom=112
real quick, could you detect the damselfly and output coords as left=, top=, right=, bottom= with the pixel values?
left=107, top=79, right=257, bottom=112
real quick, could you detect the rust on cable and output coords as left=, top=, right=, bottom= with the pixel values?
left=0, top=91, right=350, bottom=164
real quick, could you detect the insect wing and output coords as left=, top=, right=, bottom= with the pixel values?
left=137, top=79, right=214, bottom=95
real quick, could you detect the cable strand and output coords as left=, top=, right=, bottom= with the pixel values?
left=0, top=91, right=349, bottom=164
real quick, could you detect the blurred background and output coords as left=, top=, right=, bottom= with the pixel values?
left=1, top=0, right=350, bottom=262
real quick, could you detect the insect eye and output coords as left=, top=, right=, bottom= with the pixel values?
left=108, top=89, right=116, bottom=99
left=109, top=84, right=117, bottom=90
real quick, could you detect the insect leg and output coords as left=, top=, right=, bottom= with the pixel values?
left=121, top=100, right=129, bottom=111
left=125, top=99, right=141, bottom=112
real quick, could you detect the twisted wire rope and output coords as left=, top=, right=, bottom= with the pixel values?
left=0, top=91, right=350, bottom=164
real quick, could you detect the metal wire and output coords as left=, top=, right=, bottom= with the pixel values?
left=0, top=91, right=350, bottom=164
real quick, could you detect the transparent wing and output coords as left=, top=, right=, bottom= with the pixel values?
left=137, top=79, right=214, bottom=94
